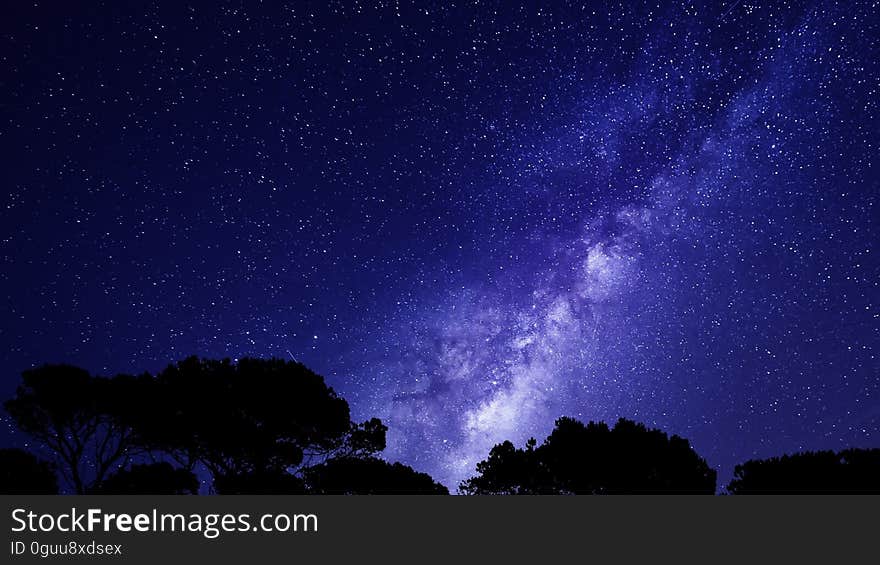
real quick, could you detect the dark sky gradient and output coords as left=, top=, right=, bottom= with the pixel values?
left=1, top=1, right=878, bottom=489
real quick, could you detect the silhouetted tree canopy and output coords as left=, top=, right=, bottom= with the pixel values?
left=212, top=470, right=307, bottom=494
left=460, top=417, right=717, bottom=494
left=90, top=462, right=199, bottom=495
left=127, top=357, right=388, bottom=492
left=0, top=448, right=58, bottom=494
left=306, top=457, right=449, bottom=494
left=727, top=448, right=880, bottom=494
left=3, top=357, right=444, bottom=494
left=4, top=365, right=142, bottom=493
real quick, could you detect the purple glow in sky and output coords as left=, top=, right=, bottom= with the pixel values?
left=2, top=1, right=877, bottom=490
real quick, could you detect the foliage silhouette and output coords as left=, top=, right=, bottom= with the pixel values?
left=3, top=357, right=447, bottom=494
left=14, top=358, right=877, bottom=496
left=4, top=365, right=142, bottom=493
left=460, top=417, right=717, bottom=494
left=213, top=470, right=307, bottom=494
left=305, top=457, right=449, bottom=494
left=727, top=448, right=880, bottom=494
left=128, top=357, right=387, bottom=492
left=89, top=462, right=199, bottom=494
left=0, top=448, right=58, bottom=494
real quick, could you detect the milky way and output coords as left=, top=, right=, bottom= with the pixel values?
left=2, top=2, right=878, bottom=490
left=339, top=1, right=880, bottom=488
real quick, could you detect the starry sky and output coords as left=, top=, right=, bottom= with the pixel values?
left=1, top=1, right=878, bottom=490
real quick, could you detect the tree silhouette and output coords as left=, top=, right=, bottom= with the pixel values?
left=90, top=462, right=199, bottom=494
left=2, top=357, right=450, bottom=494
left=127, top=357, right=388, bottom=493
left=0, top=448, right=58, bottom=494
left=727, top=448, right=880, bottom=494
left=305, top=457, right=449, bottom=494
left=212, top=470, right=307, bottom=494
left=4, top=366, right=142, bottom=493
left=461, top=417, right=716, bottom=494
left=459, top=438, right=553, bottom=494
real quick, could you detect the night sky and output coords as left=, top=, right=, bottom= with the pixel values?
left=2, top=1, right=878, bottom=490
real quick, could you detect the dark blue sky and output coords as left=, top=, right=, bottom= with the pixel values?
left=1, top=1, right=877, bottom=489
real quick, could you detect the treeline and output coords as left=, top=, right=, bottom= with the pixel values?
left=1, top=358, right=446, bottom=495
left=1, top=357, right=877, bottom=495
